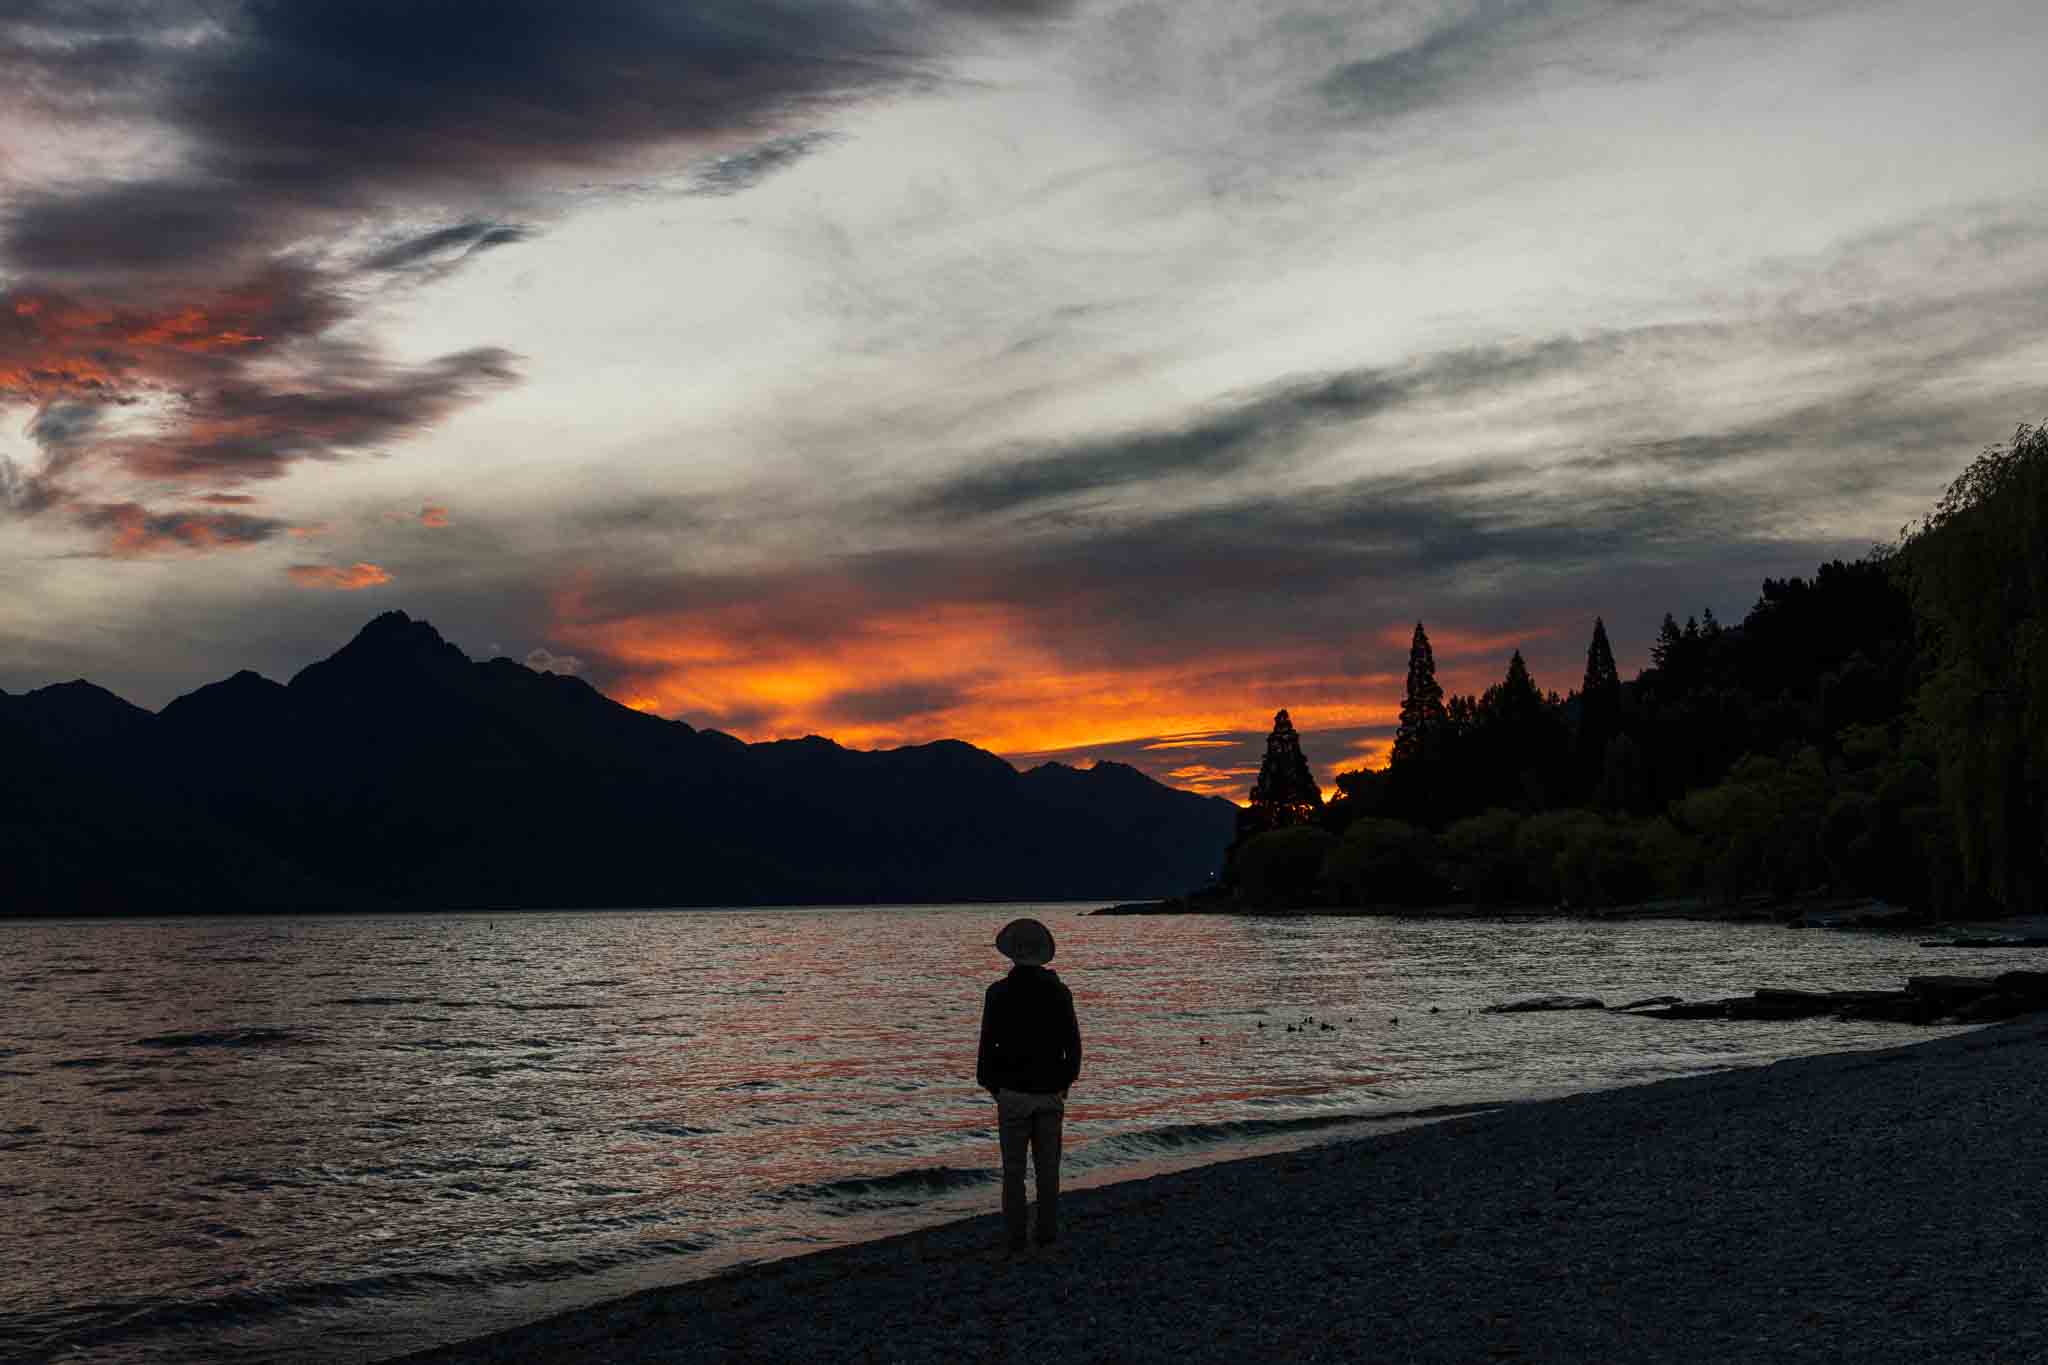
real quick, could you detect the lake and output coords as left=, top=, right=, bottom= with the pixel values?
left=2, top=905, right=2032, bottom=1363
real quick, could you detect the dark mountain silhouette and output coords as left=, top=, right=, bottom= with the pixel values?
left=2, top=612, right=1237, bottom=916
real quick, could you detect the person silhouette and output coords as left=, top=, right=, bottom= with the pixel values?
left=976, top=917, right=1082, bottom=1258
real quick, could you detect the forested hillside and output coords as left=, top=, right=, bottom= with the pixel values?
left=1232, top=424, right=2048, bottom=919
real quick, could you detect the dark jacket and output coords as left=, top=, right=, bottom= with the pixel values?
left=976, top=965, right=1082, bottom=1096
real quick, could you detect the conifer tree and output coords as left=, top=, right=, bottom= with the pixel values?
left=1577, top=618, right=1623, bottom=798
left=1246, top=708, right=1323, bottom=834
left=1650, top=613, right=1683, bottom=672
left=1498, top=649, right=1543, bottom=723
left=1391, top=622, right=1447, bottom=769
left=1581, top=618, right=1620, bottom=700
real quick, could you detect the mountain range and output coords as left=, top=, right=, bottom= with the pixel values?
left=0, top=612, right=1237, bottom=916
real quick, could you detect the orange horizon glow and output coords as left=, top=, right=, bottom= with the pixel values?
left=555, top=597, right=1391, bottom=748
left=544, top=586, right=1520, bottom=797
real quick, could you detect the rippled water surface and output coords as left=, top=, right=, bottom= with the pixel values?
left=4, top=906, right=2035, bottom=1363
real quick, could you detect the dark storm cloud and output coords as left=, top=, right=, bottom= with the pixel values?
left=1, top=0, right=1064, bottom=281
left=4, top=180, right=280, bottom=278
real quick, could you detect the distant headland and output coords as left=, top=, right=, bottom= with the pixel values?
left=0, top=612, right=1235, bottom=916
left=1143, top=422, right=2048, bottom=925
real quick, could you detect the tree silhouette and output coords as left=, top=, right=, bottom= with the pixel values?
left=1391, top=622, right=1446, bottom=769
left=1244, top=708, right=1323, bottom=835
left=1581, top=618, right=1620, bottom=700
left=1577, top=617, right=1622, bottom=800
left=1899, top=422, right=2048, bottom=914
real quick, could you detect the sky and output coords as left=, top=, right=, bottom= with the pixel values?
left=3, top=0, right=2045, bottom=798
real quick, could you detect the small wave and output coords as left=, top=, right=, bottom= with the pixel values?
left=320, top=996, right=432, bottom=1007
left=622, top=1121, right=715, bottom=1139
left=561, top=978, right=630, bottom=989
left=135, top=1028, right=296, bottom=1049
left=498, top=1001, right=598, bottom=1012
left=20, top=1235, right=722, bottom=1359
left=1075, top=1103, right=1501, bottom=1165
left=771, top=1164, right=995, bottom=1207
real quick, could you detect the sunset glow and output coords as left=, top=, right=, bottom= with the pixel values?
left=4, top=0, right=2042, bottom=809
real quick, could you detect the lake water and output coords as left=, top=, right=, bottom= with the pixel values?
left=3, top=905, right=2035, bottom=1364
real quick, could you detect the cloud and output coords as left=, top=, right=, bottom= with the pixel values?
left=523, top=646, right=583, bottom=675
left=0, top=0, right=1079, bottom=557
left=418, top=504, right=450, bottom=528
left=0, top=268, right=517, bottom=541
left=686, top=131, right=838, bottom=197
left=362, top=221, right=533, bottom=272
left=0, top=0, right=1067, bottom=284
left=286, top=561, right=392, bottom=590
left=76, top=501, right=293, bottom=556
left=901, top=336, right=1627, bottom=523
left=820, top=678, right=975, bottom=728
left=906, top=370, right=1415, bottom=520
left=1313, top=0, right=1842, bottom=126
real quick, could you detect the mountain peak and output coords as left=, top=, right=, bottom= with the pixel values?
left=14, top=678, right=154, bottom=748
left=290, top=610, right=468, bottom=693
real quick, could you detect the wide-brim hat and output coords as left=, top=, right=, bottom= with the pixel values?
left=996, top=917, right=1055, bottom=966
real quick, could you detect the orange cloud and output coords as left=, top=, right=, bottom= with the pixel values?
left=75, top=502, right=286, bottom=556
left=419, top=504, right=450, bottom=528
left=1163, top=762, right=1261, bottom=798
left=287, top=562, right=392, bottom=591
left=1336, top=735, right=1395, bottom=773
left=2, top=270, right=512, bottom=552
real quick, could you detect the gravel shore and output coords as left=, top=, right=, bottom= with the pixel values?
left=391, top=1019, right=2048, bottom=1364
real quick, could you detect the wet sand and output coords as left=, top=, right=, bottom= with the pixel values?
left=389, top=1018, right=2048, bottom=1364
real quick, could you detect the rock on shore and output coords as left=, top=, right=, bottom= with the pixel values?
left=1628, top=970, right=2048, bottom=1025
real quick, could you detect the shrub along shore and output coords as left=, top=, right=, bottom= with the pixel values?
left=390, top=1019, right=2048, bottom=1364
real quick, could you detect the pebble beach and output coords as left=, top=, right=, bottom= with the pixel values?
left=391, top=1017, right=2048, bottom=1364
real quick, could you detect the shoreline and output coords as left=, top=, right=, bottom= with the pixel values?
left=1091, top=892, right=1924, bottom=925
left=386, top=1018, right=2048, bottom=1364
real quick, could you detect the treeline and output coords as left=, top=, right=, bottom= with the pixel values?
left=1229, top=423, right=2048, bottom=919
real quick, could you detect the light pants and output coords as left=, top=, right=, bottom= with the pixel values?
left=996, top=1087, right=1066, bottom=1250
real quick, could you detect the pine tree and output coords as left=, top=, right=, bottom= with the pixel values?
left=1498, top=649, right=1543, bottom=724
left=1577, top=618, right=1623, bottom=799
left=1245, top=709, right=1323, bottom=834
left=1391, top=622, right=1447, bottom=769
left=1650, top=613, right=1684, bottom=672
left=1581, top=618, right=1620, bottom=700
